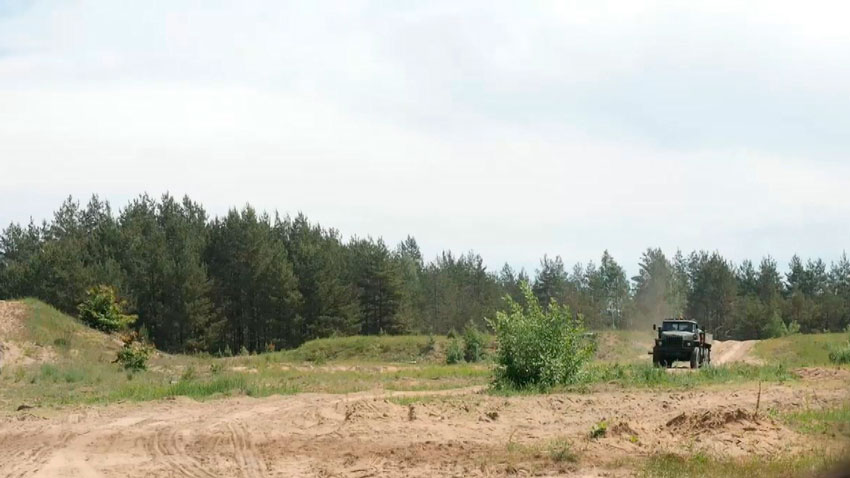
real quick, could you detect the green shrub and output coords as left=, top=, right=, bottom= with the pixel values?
left=488, top=282, right=594, bottom=389
left=445, top=338, right=464, bottom=364
left=589, top=420, right=608, bottom=439
left=77, top=285, right=136, bottom=333
left=829, top=344, right=850, bottom=364
left=115, top=333, right=153, bottom=371
left=463, top=324, right=485, bottom=363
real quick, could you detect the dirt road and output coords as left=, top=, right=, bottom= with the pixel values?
left=711, top=340, right=763, bottom=365
left=1, top=372, right=847, bottom=477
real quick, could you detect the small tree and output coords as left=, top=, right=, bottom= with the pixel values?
left=115, top=331, right=153, bottom=371
left=445, top=337, right=463, bottom=364
left=78, top=285, right=136, bottom=333
left=462, top=323, right=485, bottom=363
left=488, top=282, right=594, bottom=389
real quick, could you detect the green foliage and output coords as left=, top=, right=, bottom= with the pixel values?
left=77, top=285, right=136, bottom=332
left=445, top=337, right=463, bottom=364
left=827, top=328, right=850, bottom=364
left=589, top=420, right=608, bottom=439
left=7, top=193, right=850, bottom=354
left=462, top=324, right=485, bottom=362
left=488, top=282, right=594, bottom=389
left=828, top=344, right=850, bottom=364
left=115, top=333, right=152, bottom=371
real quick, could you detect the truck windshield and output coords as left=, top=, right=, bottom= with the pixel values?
left=662, top=322, right=694, bottom=332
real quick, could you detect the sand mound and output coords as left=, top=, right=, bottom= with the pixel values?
left=344, top=399, right=396, bottom=422
left=665, top=407, right=758, bottom=433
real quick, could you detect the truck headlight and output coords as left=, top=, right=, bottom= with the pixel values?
left=684, top=341, right=691, bottom=347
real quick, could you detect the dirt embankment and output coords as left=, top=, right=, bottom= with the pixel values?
left=0, top=372, right=847, bottom=477
left=0, top=300, right=37, bottom=369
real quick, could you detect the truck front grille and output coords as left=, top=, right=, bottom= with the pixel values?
left=664, top=336, right=683, bottom=347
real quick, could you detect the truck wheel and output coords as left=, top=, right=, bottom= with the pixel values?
left=652, top=350, right=662, bottom=367
left=690, top=348, right=698, bottom=369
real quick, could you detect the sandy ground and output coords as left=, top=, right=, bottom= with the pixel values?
left=0, top=372, right=847, bottom=477
left=0, top=301, right=35, bottom=370
left=1, top=302, right=847, bottom=477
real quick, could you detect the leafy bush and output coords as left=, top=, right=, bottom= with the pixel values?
left=115, top=332, right=153, bottom=371
left=445, top=337, right=464, bottom=364
left=77, top=285, right=136, bottom=332
left=829, top=329, right=850, bottom=364
left=462, top=324, right=485, bottom=363
left=488, top=282, right=594, bottom=389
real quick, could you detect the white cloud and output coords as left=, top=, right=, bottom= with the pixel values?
left=1, top=1, right=850, bottom=273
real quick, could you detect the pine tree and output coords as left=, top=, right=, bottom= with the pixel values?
left=599, top=250, right=629, bottom=328
left=533, top=255, right=567, bottom=307
left=686, top=251, right=737, bottom=337
left=632, top=248, right=675, bottom=325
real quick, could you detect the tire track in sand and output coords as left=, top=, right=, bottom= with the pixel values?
left=148, top=425, right=217, bottom=478
left=226, top=420, right=267, bottom=478
left=2, top=431, right=73, bottom=478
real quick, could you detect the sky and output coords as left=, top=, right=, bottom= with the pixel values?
left=1, top=0, right=850, bottom=275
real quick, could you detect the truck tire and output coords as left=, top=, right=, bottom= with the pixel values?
left=652, top=349, right=662, bottom=367
left=690, top=348, right=698, bottom=369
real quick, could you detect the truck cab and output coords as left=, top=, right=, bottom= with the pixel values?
left=652, top=319, right=712, bottom=368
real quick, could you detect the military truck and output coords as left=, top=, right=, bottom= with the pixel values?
left=651, top=319, right=712, bottom=368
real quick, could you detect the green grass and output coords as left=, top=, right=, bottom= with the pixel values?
left=753, top=332, right=850, bottom=366
left=0, top=301, right=493, bottom=409
left=778, top=401, right=850, bottom=437
left=274, top=335, right=443, bottom=363
left=491, top=362, right=798, bottom=394
left=19, top=298, right=120, bottom=361
left=592, top=329, right=653, bottom=363
left=265, top=333, right=496, bottom=364
left=582, top=362, right=796, bottom=388
left=0, top=300, right=833, bottom=410
left=640, top=452, right=843, bottom=478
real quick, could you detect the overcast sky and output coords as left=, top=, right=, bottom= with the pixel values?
left=2, top=1, right=850, bottom=275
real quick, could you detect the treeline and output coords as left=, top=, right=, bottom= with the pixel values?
left=1, top=195, right=848, bottom=353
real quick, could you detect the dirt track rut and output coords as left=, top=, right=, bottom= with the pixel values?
left=0, top=373, right=846, bottom=477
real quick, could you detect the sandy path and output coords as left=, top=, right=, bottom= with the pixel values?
left=712, top=340, right=763, bottom=365
left=0, top=372, right=846, bottom=477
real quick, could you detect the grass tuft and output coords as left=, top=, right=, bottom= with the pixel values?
left=641, top=452, right=843, bottom=478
